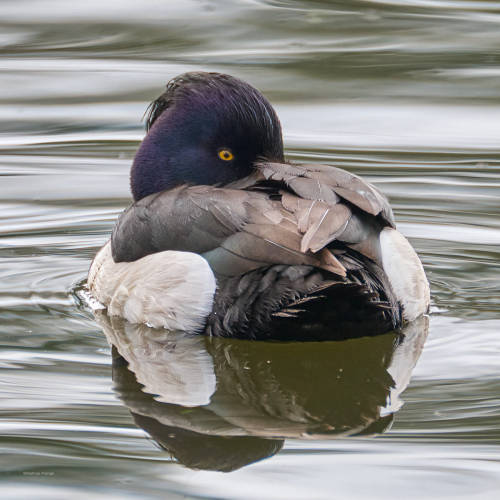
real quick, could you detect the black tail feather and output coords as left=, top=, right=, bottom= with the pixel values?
left=205, top=250, right=402, bottom=341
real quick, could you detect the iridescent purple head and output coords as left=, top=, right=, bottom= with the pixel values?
left=130, top=72, right=284, bottom=201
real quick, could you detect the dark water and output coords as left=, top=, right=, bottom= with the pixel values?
left=1, top=0, right=500, bottom=498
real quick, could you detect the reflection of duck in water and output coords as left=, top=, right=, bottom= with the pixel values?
left=88, top=72, right=429, bottom=340
left=98, top=314, right=428, bottom=471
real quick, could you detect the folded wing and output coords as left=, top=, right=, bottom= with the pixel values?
left=111, top=162, right=395, bottom=278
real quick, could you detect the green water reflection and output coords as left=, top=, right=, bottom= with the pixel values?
left=99, top=314, right=428, bottom=471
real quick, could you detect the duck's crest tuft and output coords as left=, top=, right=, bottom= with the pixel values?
left=145, top=72, right=235, bottom=131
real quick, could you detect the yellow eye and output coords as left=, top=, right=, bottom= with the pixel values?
left=218, top=149, right=234, bottom=161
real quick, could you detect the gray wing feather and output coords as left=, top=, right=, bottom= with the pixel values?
left=112, top=186, right=247, bottom=262
left=259, top=162, right=395, bottom=227
left=112, top=161, right=394, bottom=278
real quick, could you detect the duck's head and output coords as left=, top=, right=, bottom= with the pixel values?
left=131, top=72, right=284, bottom=201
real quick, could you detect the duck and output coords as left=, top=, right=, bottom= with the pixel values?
left=87, top=71, right=430, bottom=341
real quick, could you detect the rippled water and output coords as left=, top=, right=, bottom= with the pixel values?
left=1, top=0, right=500, bottom=498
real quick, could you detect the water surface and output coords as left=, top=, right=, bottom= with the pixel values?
left=1, top=0, right=500, bottom=498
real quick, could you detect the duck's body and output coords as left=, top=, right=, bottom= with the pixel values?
left=88, top=72, right=429, bottom=340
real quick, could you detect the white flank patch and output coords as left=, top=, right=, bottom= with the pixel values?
left=379, top=227, right=430, bottom=322
left=87, top=241, right=216, bottom=331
